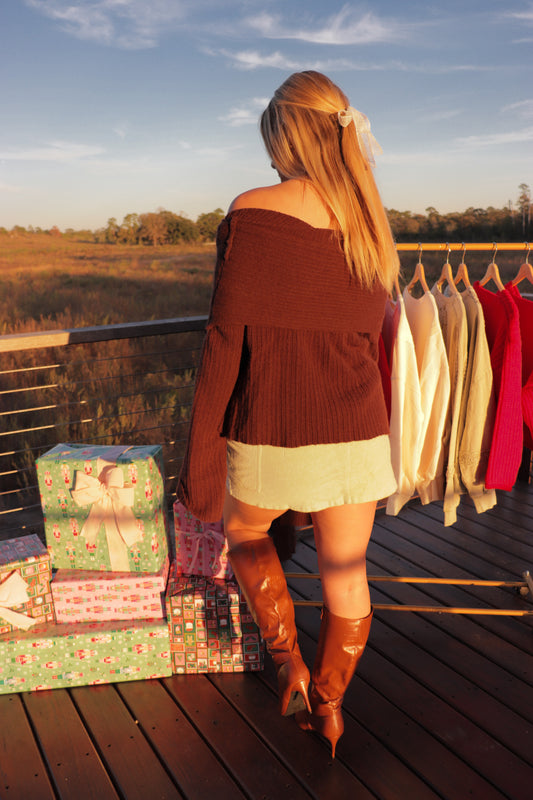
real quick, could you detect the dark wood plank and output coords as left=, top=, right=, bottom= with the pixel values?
left=293, top=605, right=506, bottom=800
left=207, top=666, right=389, bottom=800
left=116, top=679, right=244, bottom=800
left=414, top=500, right=533, bottom=577
left=70, top=683, right=183, bottom=800
left=163, top=674, right=314, bottom=799
left=251, top=636, right=441, bottom=799
left=22, top=689, right=119, bottom=800
left=288, top=548, right=528, bottom=800
left=0, top=694, right=56, bottom=800
left=367, top=539, right=533, bottom=718
left=371, top=514, right=533, bottom=652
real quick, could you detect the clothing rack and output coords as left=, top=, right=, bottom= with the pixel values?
left=286, top=241, right=533, bottom=616
left=285, top=572, right=533, bottom=614
left=395, top=242, right=532, bottom=252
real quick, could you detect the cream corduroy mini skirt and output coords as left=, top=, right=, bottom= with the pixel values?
left=226, top=434, right=397, bottom=512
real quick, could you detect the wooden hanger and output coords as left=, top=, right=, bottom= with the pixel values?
left=436, top=247, right=460, bottom=296
left=405, top=246, right=429, bottom=294
left=512, top=246, right=533, bottom=287
left=479, top=245, right=504, bottom=291
left=454, top=245, right=471, bottom=289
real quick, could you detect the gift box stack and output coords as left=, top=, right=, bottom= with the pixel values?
left=0, top=443, right=263, bottom=695
left=0, top=444, right=172, bottom=695
left=167, top=501, right=264, bottom=674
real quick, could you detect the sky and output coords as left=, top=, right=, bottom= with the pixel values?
left=1, top=0, right=532, bottom=231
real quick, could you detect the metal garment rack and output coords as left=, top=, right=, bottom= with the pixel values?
left=286, top=240, right=533, bottom=616
left=286, top=573, right=533, bottom=614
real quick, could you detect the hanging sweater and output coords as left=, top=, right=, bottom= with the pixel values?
left=403, top=288, right=451, bottom=504
left=177, top=208, right=390, bottom=521
left=506, top=283, right=533, bottom=451
left=473, top=282, right=522, bottom=490
left=381, top=293, right=423, bottom=515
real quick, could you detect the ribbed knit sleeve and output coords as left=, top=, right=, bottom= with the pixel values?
left=177, top=324, right=244, bottom=521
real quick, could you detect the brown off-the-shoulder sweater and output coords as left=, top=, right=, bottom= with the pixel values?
left=177, top=207, right=390, bottom=521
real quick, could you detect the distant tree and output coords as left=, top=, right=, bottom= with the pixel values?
left=119, top=213, right=141, bottom=244
left=160, top=211, right=198, bottom=244
left=105, top=217, right=120, bottom=243
left=517, top=183, right=531, bottom=238
left=196, top=208, right=224, bottom=242
left=138, top=212, right=169, bottom=246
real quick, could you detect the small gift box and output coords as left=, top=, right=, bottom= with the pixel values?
left=165, top=566, right=263, bottom=674
left=37, top=443, right=169, bottom=572
left=173, top=500, right=232, bottom=579
left=52, top=556, right=170, bottom=623
left=0, top=535, right=55, bottom=635
left=0, top=618, right=172, bottom=695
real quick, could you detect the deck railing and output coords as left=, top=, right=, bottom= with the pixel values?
left=0, top=316, right=208, bottom=540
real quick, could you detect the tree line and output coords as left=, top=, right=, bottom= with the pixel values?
left=2, top=184, right=530, bottom=244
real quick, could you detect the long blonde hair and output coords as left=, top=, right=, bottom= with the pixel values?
left=260, top=71, right=399, bottom=291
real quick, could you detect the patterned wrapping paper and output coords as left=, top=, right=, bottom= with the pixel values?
left=0, top=535, right=55, bottom=635
left=173, top=500, right=233, bottom=579
left=165, top=566, right=264, bottom=674
left=36, top=443, right=169, bottom=572
left=0, top=618, right=172, bottom=695
left=52, top=556, right=170, bottom=623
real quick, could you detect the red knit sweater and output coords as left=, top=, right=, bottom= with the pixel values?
left=473, top=282, right=523, bottom=490
left=177, top=208, right=390, bottom=521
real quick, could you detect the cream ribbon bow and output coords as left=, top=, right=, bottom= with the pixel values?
left=71, top=456, right=141, bottom=571
left=337, top=106, right=383, bottom=167
left=0, top=571, right=38, bottom=630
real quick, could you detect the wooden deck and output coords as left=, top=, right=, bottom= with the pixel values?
left=1, top=484, right=532, bottom=800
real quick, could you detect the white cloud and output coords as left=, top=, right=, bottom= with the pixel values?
left=24, top=0, right=188, bottom=48
left=454, top=127, right=533, bottom=148
left=0, top=141, right=105, bottom=162
left=502, top=99, right=533, bottom=118
left=213, top=47, right=494, bottom=75
left=219, top=97, right=269, bottom=127
left=506, top=6, right=533, bottom=23
left=244, top=7, right=408, bottom=45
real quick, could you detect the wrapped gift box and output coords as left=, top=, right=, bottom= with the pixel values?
left=0, top=535, right=55, bottom=635
left=165, top=566, right=263, bottom=674
left=37, top=443, right=169, bottom=572
left=173, top=500, right=232, bottom=579
left=52, top=556, right=169, bottom=624
left=0, top=618, right=171, bottom=695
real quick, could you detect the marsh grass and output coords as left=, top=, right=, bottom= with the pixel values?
left=0, top=236, right=214, bottom=520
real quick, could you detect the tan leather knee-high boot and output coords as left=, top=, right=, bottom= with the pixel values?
left=228, top=537, right=311, bottom=716
left=296, top=606, right=373, bottom=757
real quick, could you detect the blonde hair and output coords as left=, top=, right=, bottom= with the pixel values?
left=260, top=71, right=399, bottom=291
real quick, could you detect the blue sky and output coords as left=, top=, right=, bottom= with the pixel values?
left=1, top=0, right=532, bottom=231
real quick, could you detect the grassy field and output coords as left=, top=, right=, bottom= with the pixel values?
left=1, top=233, right=529, bottom=335
left=0, top=233, right=216, bottom=335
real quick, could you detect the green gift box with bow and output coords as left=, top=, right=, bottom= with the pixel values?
left=37, top=444, right=169, bottom=572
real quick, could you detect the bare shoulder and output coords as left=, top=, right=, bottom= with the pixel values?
left=228, top=184, right=283, bottom=213
left=228, top=180, right=334, bottom=229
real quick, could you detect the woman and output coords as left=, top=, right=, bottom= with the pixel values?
left=177, top=70, right=399, bottom=757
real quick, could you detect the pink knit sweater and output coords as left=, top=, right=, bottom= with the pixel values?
left=177, top=208, right=390, bottom=520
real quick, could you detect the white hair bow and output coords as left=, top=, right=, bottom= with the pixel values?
left=337, top=106, right=382, bottom=167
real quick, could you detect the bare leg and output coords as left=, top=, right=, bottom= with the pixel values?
left=223, top=491, right=310, bottom=716
left=223, top=491, right=288, bottom=547
left=311, top=501, right=377, bottom=620
left=297, top=501, right=377, bottom=756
